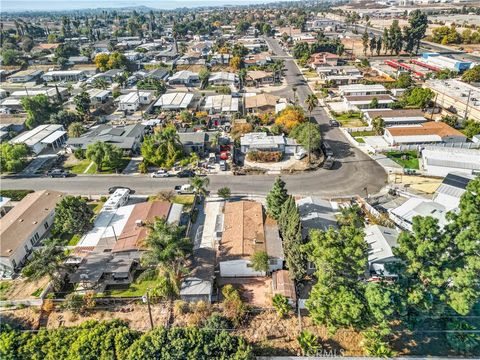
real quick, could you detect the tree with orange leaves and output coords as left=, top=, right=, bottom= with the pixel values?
left=274, top=106, right=306, bottom=133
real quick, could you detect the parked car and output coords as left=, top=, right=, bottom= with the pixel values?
left=46, top=169, right=70, bottom=178
left=294, top=150, right=307, bottom=160
left=177, top=170, right=196, bottom=178
left=323, top=156, right=335, bottom=170
left=175, top=184, right=194, bottom=194
left=108, top=186, right=133, bottom=194
left=151, top=170, right=170, bottom=178
left=329, top=119, right=340, bottom=127
left=321, top=141, right=334, bottom=157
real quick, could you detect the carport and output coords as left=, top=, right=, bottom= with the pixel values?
left=40, top=130, right=67, bottom=151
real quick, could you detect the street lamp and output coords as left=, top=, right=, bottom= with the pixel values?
left=142, top=290, right=154, bottom=330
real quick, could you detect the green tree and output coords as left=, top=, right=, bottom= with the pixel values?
left=127, top=327, right=252, bottom=359
left=52, top=195, right=94, bottom=237
left=266, top=177, right=289, bottom=220
left=217, top=187, right=231, bottom=200
left=74, top=91, right=91, bottom=118
left=190, top=176, right=210, bottom=197
left=49, top=110, right=80, bottom=127
left=198, top=67, right=210, bottom=89
left=305, top=94, right=319, bottom=116
left=446, top=320, right=480, bottom=354
left=1, top=49, right=22, bottom=66
left=21, top=94, right=58, bottom=129
left=369, top=97, right=379, bottom=109
left=221, top=284, right=248, bottom=327
left=22, top=240, right=70, bottom=290
left=461, top=65, right=480, bottom=84
left=251, top=251, right=269, bottom=273
left=361, top=329, right=397, bottom=357
left=403, top=87, right=434, bottom=108
left=461, top=119, right=480, bottom=139
left=289, top=122, right=322, bottom=163
left=68, top=122, right=85, bottom=138
left=141, top=125, right=184, bottom=169
left=389, top=20, right=403, bottom=55
left=278, top=196, right=306, bottom=281
left=372, top=116, right=385, bottom=135
left=297, top=330, right=322, bottom=356
left=408, top=10, right=428, bottom=54
left=141, top=218, right=192, bottom=298
left=85, top=142, right=123, bottom=172
left=272, top=294, right=292, bottom=318
left=362, top=28, right=369, bottom=56
left=0, top=143, right=30, bottom=173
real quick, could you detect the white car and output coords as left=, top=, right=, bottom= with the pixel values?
left=294, top=150, right=307, bottom=160
left=151, top=170, right=170, bottom=178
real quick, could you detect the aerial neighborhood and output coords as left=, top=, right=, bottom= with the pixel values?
left=0, top=0, right=480, bottom=358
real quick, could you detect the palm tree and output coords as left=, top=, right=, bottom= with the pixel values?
left=22, top=240, right=70, bottom=291
left=141, top=218, right=192, bottom=298
left=272, top=60, right=284, bottom=83
left=210, top=132, right=220, bottom=151
left=93, top=77, right=109, bottom=90
left=305, top=94, right=319, bottom=118
left=190, top=176, right=210, bottom=197
left=238, top=68, right=247, bottom=90
left=292, top=86, right=297, bottom=104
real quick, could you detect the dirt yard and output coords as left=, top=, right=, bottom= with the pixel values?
left=0, top=277, right=49, bottom=301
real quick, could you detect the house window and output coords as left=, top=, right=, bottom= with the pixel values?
left=12, top=259, right=16, bottom=268
left=44, top=222, right=49, bottom=230
left=34, top=233, right=39, bottom=241
left=246, top=263, right=253, bottom=268
left=30, top=238, right=35, bottom=246
left=269, top=259, right=277, bottom=265
left=24, top=244, right=29, bottom=253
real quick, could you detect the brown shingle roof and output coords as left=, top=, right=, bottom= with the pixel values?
left=363, top=109, right=425, bottom=118
left=245, top=93, right=279, bottom=109
left=221, top=201, right=266, bottom=259
left=112, top=201, right=172, bottom=253
left=0, top=190, right=64, bottom=257
left=247, top=70, right=273, bottom=80
left=387, top=121, right=465, bottom=138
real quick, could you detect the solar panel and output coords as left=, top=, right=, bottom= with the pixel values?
left=443, top=173, right=472, bottom=190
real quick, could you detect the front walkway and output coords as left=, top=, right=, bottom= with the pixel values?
left=122, top=156, right=143, bottom=174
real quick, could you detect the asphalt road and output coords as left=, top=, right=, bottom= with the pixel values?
left=1, top=38, right=386, bottom=197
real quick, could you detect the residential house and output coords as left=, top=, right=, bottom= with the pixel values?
left=178, top=131, right=211, bottom=155
left=240, top=132, right=302, bottom=155
left=154, top=92, right=196, bottom=110
left=316, top=66, right=362, bottom=85
left=208, top=72, right=238, bottom=86
left=42, top=70, right=87, bottom=82
left=344, top=94, right=395, bottom=110
left=87, top=88, right=111, bottom=106
left=8, top=69, right=44, bottom=83
left=389, top=197, right=448, bottom=231
left=362, top=109, right=428, bottom=127
left=67, top=124, right=145, bottom=153
left=244, top=53, right=272, bottom=68
left=144, top=68, right=169, bottom=81
left=245, top=71, right=275, bottom=87
left=383, top=122, right=467, bottom=146
left=68, top=56, right=89, bottom=64
left=432, top=172, right=476, bottom=211
left=10, top=124, right=66, bottom=154
left=168, top=70, right=200, bottom=86
left=421, top=147, right=480, bottom=177
left=244, top=93, right=279, bottom=114
left=364, top=224, right=400, bottom=278
left=308, top=52, right=339, bottom=69
left=0, top=190, right=64, bottom=275
left=86, top=69, right=123, bottom=85
left=219, top=201, right=283, bottom=277
left=203, top=95, right=239, bottom=114
left=339, top=84, right=388, bottom=96
left=117, top=91, right=154, bottom=113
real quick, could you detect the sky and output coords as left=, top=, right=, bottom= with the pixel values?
left=2, top=0, right=298, bottom=12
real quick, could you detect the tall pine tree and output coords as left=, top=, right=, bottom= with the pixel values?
left=266, top=177, right=288, bottom=220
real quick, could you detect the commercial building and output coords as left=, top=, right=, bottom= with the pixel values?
left=0, top=190, right=64, bottom=275
left=420, top=53, right=473, bottom=73
left=10, top=124, right=66, bottom=154
left=383, top=121, right=467, bottom=145
left=426, top=79, right=480, bottom=123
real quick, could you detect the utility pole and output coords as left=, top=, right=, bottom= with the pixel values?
left=463, top=89, right=472, bottom=122
left=142, top=291, right=154, bottom=330
left=430, top=92, right=438, bottom=121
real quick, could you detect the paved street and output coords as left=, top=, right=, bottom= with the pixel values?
left=1, top=38, right=386, bottom=197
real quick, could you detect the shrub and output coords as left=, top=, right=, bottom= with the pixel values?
left=74, top=148, right=85, bottom=160
left=272, top=294, right=292, bottom=318
left=297, top=330, right=322, bottom=356
left=222, top=285, right=248, bottom=327
left=247, top=151, right=282, bottom=163
left=0, top=189, right=33, bottom=201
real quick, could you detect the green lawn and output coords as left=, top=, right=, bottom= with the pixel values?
left=88, top=201, right=105, bottom=214
left=0, top=190, right=34, bottom=201
left=0, top=281, right=11, bottom=300
left=68, top=234, right=81, bottom=246
left=103, top=277, right=159, bottom=297
left=355, top=137, right=365, bottom=143
left=65, top=159, right=95, bottom=174
left=334, top=112, right=362, bottom=121
left=31, top=288, right=43, bottom=297
left=98, top=157, right=130, bottom=174
left=386, top=150, right=419, bottom=169
left=173, top=195, right=195, bottom=206
left=350, top=130, right=376, bottom=137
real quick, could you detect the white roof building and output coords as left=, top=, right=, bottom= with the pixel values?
left=389, top=197, right=448, bottom=231
left=203, top=95, right=239, bottom=113
left=154, top=92, right=195, bottom=110
left=421, top=147, right=480, bottom=177
left=339, top=84, right=387, bottom=96
left=10, top=124, right=66, bottom=154
left=365, top=224, right=399, bottom=277
left=432, top=172, right=475, bottom=211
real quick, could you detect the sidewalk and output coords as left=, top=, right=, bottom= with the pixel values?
left=122, top=156, right=143, bottom=174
